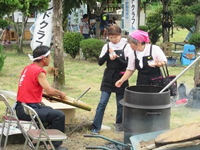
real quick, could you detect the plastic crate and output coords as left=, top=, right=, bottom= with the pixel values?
left=181, top=44, right=195, bottom=66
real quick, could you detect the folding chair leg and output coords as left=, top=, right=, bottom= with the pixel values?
left=4, top=122, right=11, bottom=148
left=43, top=141, right=49, bottom=150
left=23, top=136, right=31, bottom=150
left=49, top=140, right=56, bottom=150
left=23, top=137, right=35, bottom=150
left=0, top=121, right=6, bottom=147
left=35, top=141, right=40, bottom=150
left=17, top=122, right=34, bottom=150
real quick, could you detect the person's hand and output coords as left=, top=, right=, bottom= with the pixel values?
left=115, top=79, right=123, bottom=88
left=109, top=48, right=114, bottom=53
left=148, top=60, right=156, bottom=67
left=148, top=60, right=166, bottom=67
left=155, top=60, right=166, bottom=67
left=109, top=48, right=119, bottom=60
left=59, top=91, right=66, bottom=99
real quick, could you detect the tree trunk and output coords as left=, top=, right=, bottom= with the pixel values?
left=194, top=61, right=200, bottom=87
left=194, top=15, right=200, bottom=87
left=195, top=15, right=200, bottom=33
left=87, top=0, right=108, bottom=39
left=96, top=19, right=101, bottom=39
left=163, top=28, right=169, bottom=42
left=138, top=0, right=141, bottom=27
left=162, top=0, right=170, bottom=43
left=17, top=15, right=28, bottom=53
left=52, top=0, right=65, bottom=90
left=93, top=7, right=102, bottom=39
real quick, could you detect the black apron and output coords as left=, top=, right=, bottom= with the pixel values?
left=135, top=45, right=161, bottom=85
left=101, top=43, right=129, bottom=93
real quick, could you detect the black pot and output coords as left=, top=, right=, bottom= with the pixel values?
left=120, top=85, right=172, bottom=144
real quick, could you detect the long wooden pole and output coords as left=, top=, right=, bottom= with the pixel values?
left=42, top=92, right=92, bottom=111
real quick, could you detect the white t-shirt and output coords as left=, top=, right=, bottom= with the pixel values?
left=127, top=44, right=167, bottom=71
left=99, top=38, right=133, bottom=59
left=80, top=21, right=89, bottom=34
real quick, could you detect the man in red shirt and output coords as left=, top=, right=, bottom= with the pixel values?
left=16, top=46, right=67, bottom=150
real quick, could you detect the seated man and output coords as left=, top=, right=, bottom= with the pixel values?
left=15, top=45, right=67, bottom=150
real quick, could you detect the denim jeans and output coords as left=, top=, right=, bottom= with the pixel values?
left=92, top=91, right=124, bottom=130
left=83, top=34, right=90, bottom=39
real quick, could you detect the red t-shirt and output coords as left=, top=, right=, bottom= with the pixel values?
left=17, top=63, right=46, bottom=103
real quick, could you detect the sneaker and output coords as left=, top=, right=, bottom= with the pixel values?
left=55, top=146, right=68, bottom=150
left=6, top=41, right=11, bottom=44
left=91, top=128, right=99, bottom=135
left=113, top=123, right=124, bottom=133
left=1, top=41, right=6, bottom=45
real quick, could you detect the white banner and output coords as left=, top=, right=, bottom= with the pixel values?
left=30, top=0, right=53, bottom=51
left=123, top=0, right=138, bottom=34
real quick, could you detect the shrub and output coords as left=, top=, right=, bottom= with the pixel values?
left=80, top=39, right=105, bottom=60
left=174, top=15, right=195, bottom=29
left=0, top=45, right=6, bottom=73
left=146, top=10, right=163, bottom=44
left=149, top=27, right=162, bottom=44
left=0, top=19, right=8, bottom=29
left=139, top=25, right=148, bottom=32
left=63, top=32, right=84, bottom=58
left=189, top=33, right=200, bottom=49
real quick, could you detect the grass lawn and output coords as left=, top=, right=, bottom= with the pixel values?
left=0, top=28, right=200, bottom=149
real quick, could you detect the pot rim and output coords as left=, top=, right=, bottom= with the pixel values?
left=125, top=85, right=170, bottom=95
left=120, top=99, right=174, bottom=109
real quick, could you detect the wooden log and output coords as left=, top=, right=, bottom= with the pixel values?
left=146, top=144, right=156, bottom=149
left=139, top=140, right=156, bottom=150
left=153, top=139, right=200, bottom=150
left=155, top=123, right=200, bottom=146
left=42, top=92, right=92, bottom=111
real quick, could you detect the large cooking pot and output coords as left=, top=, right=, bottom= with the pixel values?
left=120, top=85, right=173, bottom=144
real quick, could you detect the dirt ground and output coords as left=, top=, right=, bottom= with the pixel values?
left=3, top=120, right=124, bottom=150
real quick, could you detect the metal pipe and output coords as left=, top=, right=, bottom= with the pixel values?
left=159, top=55, right=200, bottom=93
left=85, top=146, right=112, bottom=150
left=84, top=134, right=130, bottom=148
left=75, top=87, right=91, bottom=101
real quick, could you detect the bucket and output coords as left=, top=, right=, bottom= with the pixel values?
left=120, top=85, right=172, bottom=144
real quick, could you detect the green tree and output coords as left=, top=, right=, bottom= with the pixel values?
left=84, top=0, right=110, bottom=39
left=12, top=0, right=49, bottom=53
left=159, top=0, right=173, bottom=42
left=63, top=0, right=82, bottom=31
left=63, top=0, right=110, bottom=39
left=172, top=0, right=200, bottom=87
left=0, top=45, right=6, bottom=73
left=0, top=0, right=48, bottom=53
left=0, top=0, right=21, bottom=18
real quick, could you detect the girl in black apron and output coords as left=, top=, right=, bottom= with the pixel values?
left=91, top=25, right=131, bottom=134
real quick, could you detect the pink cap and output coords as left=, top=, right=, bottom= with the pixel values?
left=130, top=30, right=150, bottom=43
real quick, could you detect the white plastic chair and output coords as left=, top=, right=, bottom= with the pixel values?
left=0, top=94, right=35, bottom=149
left=21, top=102, right=67, bottom=150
